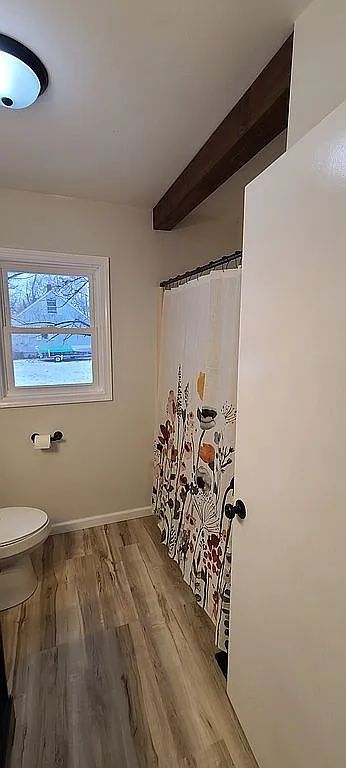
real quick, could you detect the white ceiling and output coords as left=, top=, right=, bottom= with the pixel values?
left=1, top=0, right=310, bottom=206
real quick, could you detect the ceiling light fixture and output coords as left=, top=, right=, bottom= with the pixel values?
left=0, top=33, right=48, bottom=110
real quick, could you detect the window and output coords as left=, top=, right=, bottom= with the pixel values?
left=0, top=249, right=112, bottom=407
left=46, top=296, right=57, bottom=314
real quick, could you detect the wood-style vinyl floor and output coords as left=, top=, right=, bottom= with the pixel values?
left=1, top=516, right=258, bottom=768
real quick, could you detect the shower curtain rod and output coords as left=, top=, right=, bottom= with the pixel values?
left=160, top=250, right=242, bottom=290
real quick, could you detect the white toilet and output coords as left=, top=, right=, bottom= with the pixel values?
left=0, top=507, right=51, bottom=611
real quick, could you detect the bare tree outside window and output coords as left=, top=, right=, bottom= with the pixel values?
left=7, top=272, right=90, bottom=328
left=5, top=272, right=92, bottom=386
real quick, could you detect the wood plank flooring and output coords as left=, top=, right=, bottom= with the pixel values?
left=1, top=516, right=258, bottom=768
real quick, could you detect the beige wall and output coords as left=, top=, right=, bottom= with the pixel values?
left=0, top=134, right=284, bottom=524
left=288, top=0, right=346, bottom=146
left=160, top=133, right=286, bottom=275
left=0, top=193, right=161, bottom=523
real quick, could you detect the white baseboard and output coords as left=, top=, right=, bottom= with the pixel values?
left=51, top=506, right=152, bottom=535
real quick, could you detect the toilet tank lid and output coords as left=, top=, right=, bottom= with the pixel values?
left=0, top=507, right=49, bottom=545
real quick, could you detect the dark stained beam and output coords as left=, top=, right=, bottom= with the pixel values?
left=153, top=34, right=293, bottom=230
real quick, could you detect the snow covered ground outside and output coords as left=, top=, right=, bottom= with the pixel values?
left=13, top=359, right=93, bottom=387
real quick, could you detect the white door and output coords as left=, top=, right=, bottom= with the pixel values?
left=228, top=100, right=346, bottom=768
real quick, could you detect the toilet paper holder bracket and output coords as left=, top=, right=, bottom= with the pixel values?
left=30, top=430, right=64, bottom=444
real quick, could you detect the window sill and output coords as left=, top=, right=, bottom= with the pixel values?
left=0, top=385, right=113, bottom=408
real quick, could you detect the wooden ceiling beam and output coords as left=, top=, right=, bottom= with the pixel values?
left=153, top=34, right=293, bottom=231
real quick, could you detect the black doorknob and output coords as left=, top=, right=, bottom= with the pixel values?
left=225, top=499, right=247, bottom=521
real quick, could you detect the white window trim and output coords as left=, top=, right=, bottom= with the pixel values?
left=0, top=248, right=113, bottom=408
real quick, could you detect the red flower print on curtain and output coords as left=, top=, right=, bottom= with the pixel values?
left=152, top=367, right=238, bottom=651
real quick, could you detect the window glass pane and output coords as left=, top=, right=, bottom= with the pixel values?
left=11, top=333, right=93, bottom=387
left=7, top=272, right=90, bottom=328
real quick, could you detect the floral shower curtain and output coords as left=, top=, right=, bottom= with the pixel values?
left=152, top=268, right=241, bottom=652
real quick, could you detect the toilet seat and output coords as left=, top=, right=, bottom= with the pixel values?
left=0, top=507, right=50, bottom=560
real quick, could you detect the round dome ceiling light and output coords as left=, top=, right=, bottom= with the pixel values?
left=0, top=33, right=48, bottom=110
